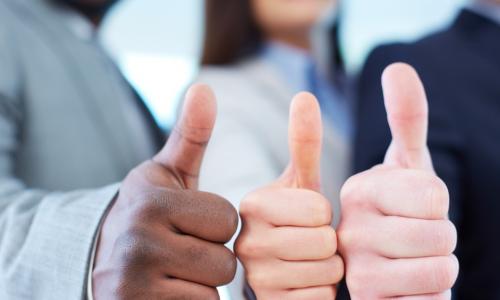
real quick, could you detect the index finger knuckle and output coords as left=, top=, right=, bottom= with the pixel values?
left=307, top=191, right=333, bottom=225
left=239, top=190, right=266, bottom=219
left=426, top=175, right=450, bottom=219
left=340, top=172, right=374, bottom=210
left=208, top=194, right=239, bottom=240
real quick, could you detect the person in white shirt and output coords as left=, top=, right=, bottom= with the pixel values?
left=196, top=2, right=349, bottom=296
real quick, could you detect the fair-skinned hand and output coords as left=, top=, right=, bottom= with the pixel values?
left=338, top=63, right=459, bottom=299
left=235, top=93, right=344, bottom=300
left=92, top=84, right=238, bottom=300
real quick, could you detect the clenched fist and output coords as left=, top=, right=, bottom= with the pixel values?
left=236, top=93, right=344, bottom=299
left=338, top=64, right=458, bottom=299
left=92, top=85, right=238, bottom=299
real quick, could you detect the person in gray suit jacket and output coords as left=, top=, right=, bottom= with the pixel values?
left=0, top=0, right=239, bottom=298
left=195, top=0, right=351, bottom=298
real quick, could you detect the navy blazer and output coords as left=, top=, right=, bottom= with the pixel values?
left=354, top=9, right=500, bottom=300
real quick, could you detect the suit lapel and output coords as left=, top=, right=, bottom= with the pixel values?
left=7, top=0, right=146, bottom=172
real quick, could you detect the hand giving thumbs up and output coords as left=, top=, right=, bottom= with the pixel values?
left=93, top=84, right=238, bottom=300
left=235, top=93, right=344, bottom=300
left=338, top=63, right=458, bottom=299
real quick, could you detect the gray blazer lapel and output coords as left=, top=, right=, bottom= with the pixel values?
left=7, top=0, right=136, bottom=172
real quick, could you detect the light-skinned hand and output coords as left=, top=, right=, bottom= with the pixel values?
left=338, top=63, right=459, bottom=299
left=235, top=93, right=344, bottom=300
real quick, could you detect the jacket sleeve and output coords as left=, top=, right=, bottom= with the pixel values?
left=0, top=22, right=119, bottom=300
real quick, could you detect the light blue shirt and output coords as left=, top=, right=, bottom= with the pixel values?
left=260, top=42, right=353, bottom=139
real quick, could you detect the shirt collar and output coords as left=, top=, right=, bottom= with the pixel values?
left=260, top=41, right=314, bottom=93
left=468, top=2, right=500, bottom=26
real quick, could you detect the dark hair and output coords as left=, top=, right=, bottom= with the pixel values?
left=201, top=0, right=263, bottom=66
left=201, top=0, right=345, bottom=82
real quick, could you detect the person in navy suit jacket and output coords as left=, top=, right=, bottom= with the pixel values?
left=355, top=4, right=500, bottom=300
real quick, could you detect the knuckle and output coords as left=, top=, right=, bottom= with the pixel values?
left=329, top=255, right=345, bottom=283
left=239, top=191, right=263, bottom=219
left=340, top=175, right=359, bottom=206
left=217, top=249, right=238, bottom=285
left=191, top=191, right=239, bottom=242
left=347, top=267, right=375, bottom=298
left=318, top=226, right=338, bottom=257
left=340, top=173, right=373, bottom=211
left=246, top=267, right=270, bottom=289
left=226, top=203, right=239, bottom=233
left=433, top=221, right=457, bottom=255
left=235, top=234, right=265, bottom=259
left=115, top=227, right=158, bottom=266
left=134, top=189, right=175, bottom=219
left=215, top=198, right=239, bottom=240
left=337, top=222, right=363, bottom=254
left=425, top=175, right=450, bottom=219
left=310, top=193, right=333, bottom=225
left=431, top=256, right=459, bottom=291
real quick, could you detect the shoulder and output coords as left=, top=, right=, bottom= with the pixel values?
left=362, top=26, right=460, bottom=84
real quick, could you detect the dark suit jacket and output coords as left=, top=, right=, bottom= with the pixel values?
left=355, top=9, right=500, bottom=300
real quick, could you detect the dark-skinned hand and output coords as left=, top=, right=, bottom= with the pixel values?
left=92, top=84, right=238, bottom=300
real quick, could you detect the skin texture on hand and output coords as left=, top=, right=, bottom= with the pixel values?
left=235, top=93, right=344, bottom=300
left=92, top=85, right=239, bottom=300
left=338, top=63, right=459, bottom=300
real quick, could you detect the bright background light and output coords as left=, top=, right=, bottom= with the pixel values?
left=340, top=0, right=468, bottom=72
left=100, top=0, right=203, bottom=130
left=99, top=0, right=468, bottom=298
left=101, top=0, right=468, bottom=131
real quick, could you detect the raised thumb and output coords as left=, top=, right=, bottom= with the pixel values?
left=279, top=92, right=323, bottom=191
left=382, top=63, right=433, bottom=170
left=153, top=84, right=217, bottom=189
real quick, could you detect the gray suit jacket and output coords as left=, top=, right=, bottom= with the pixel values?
left=0, top=0, right=158, bottom=298
left=197, top=58, right=350, bottom=300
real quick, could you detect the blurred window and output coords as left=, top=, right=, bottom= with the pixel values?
left=101, top=0, right=203, bottom=130
left=101, top=0, right=467, bottom=131
left=340, top=0, right=468, bottom=72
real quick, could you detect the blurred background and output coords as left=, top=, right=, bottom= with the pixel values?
left=99, top=0, right=468, bottom=131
